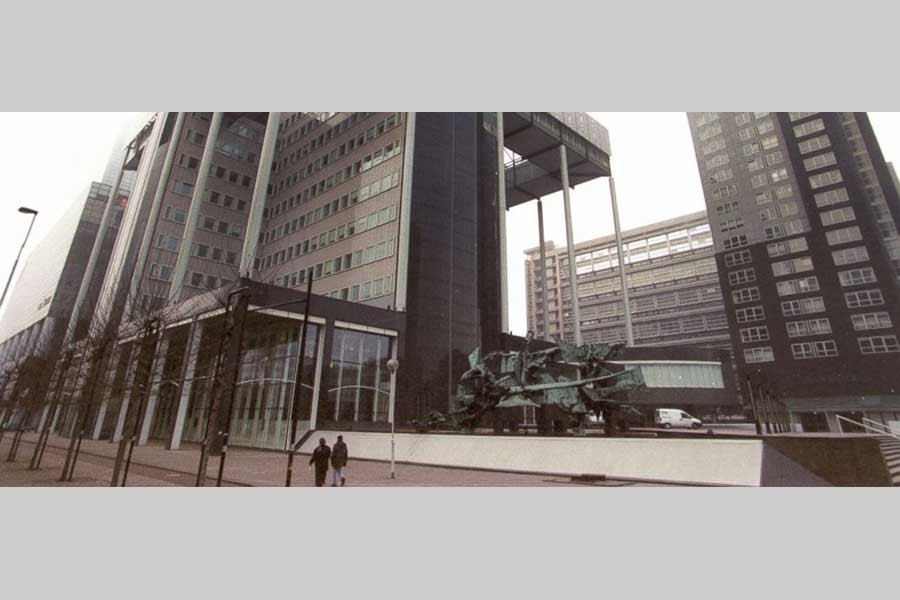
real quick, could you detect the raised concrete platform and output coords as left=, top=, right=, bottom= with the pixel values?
left=301, top=431, right=772, bottom=486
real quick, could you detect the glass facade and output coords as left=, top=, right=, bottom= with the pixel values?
left=181, top=316, right=320, bottom=450
left=320, top=327, right=393, bottom=425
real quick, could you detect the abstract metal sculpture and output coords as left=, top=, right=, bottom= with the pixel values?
left=415, top=332, right=645, bottom=434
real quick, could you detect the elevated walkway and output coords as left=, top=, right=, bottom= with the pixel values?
left=500, top=112, right=611, bottom=207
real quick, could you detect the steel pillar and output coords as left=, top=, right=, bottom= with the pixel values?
left=609, top=176, right=634, bottom=346
left=559, top=145, right=581, bottom=345
left=240, top=112, right=281, bottom=277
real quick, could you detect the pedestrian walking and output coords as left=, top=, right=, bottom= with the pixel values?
left=331, top=434, right=348, bottom=486
left=309, top=437, right=331, bottom=487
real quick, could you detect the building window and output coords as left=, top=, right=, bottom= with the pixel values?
left=820, top=206, right=855, bottom=227
left=845, top=289, right=885, bottom=309
left=772, top=256, right=814, bottom=277
left=793, top=118, right=826, bottom=138
left=791, top=340, right=838, bottom=359
left=803, top=152, right=837, bottom=172
left=838, top=267, right=877, bottom=287
left=858, top=335, right=900, bottom=355
left=723, top=235, right=749, bottom=250
left=744, top=347, right=775, bottom=364
left=728, top=268, right=756, bottom=286
left=832, top=246, right=870, bottom=266
left=814, top=188, right=849, bottom=208
left=781, top=296, right=826, bottom=317
left=798, top=134, right=831, bottom=155
left=172, top=180, right=195, bottom=196
left=767, top=237, right=808, bottom=258
left=809, top=169, right=844, bottom=190
left=851, top=312, right=892, bottom=332
left=736, top=305, right=765, bottom=323
left=825, top=226, right=862, bottom=246
left=740, top=326, right=770, bottom=343
left=732, top=287, right=760, bottom=304
left=724, top=249, right=752, bottom=267
left=776, top=276, right=820, bottom=297
left=786, top=318, right=832, bottom=338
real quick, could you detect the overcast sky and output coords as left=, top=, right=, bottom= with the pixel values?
left=1, top=112, right=899, bottom=334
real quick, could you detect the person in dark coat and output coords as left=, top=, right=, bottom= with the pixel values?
left=309, top=437, right=331, bottom=487
left=331, top=434, right=349, bottom=486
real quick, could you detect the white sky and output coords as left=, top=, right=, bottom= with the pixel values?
left=1, top=112, right=898, bottom=334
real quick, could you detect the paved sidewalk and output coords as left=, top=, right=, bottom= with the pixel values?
left=0, top=432, right=669, bottom=487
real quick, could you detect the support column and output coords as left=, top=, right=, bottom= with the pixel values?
left=308, top=326, right=326, bottom=431
left=559, top=145, right=581, bottom=346
left=168, top=112, right=223, bottom=302
left=91, top=353, right=118, bottom=440
left=496, top=113, right=509, bottom=333
left=609, top=177, right=634, bottom=346
left=239, top=112, right=281, bottom=278
left=394, top=113, right=416, bottom=312
left=35, top=405, right=50, bottom=435
left=112, top=349, right=139, bottom=443
left=170, top=319, right=203, bottom=450
left=128, top=112, right=181, bottom=308
left=138, top=336, right=169, bottom=446
left=536, top=199, right=549, bottom=340
left=49, top=403, right=62, bottom=433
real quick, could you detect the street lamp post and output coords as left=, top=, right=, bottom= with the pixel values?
left=0, top=207, right=39, bottom=311
left=387, top=358, right=399, bottom=480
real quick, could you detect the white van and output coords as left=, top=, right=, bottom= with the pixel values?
left=655, top=408, right=702, bottom=429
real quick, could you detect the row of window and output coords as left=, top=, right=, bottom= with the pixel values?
left=191, top=243, right=238, bottom=266
left=262, top=203, right=398, bottom=271
left=577, top=285, right=723, bottom=320
left=272, top=131, right=402, bottom=205
left=208, top=191, right=249, bottom=213
left=325, top=275, right=394, bottom=303
left=275, top=237, right=396, bottom=288
left=265, top=171, right=400, bottom=244
left=772, top=256, right=814, bottom=277
left=199, top=215, right=243, bottom=239
left=277, top=112, right=370, bottom=154
left=744, top=334, right=900, bottom=362
left=188, top=272, right=232, bottom=291
left=630, top=313, right=729, bottom=339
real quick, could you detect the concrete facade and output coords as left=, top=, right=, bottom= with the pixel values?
left=688, top=113, right=900, bottom=432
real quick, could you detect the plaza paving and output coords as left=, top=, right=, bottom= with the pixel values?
left=0, top=432, right=675, bottom=487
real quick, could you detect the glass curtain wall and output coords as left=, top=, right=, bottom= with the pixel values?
left=320, top=328, right=393, bottom=426
left=181, top=315, right=319, bottom=450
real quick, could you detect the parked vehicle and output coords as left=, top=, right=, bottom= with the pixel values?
left=587, top=412, right=605, bottom=427
left=655, top=408, right=702, bottom=429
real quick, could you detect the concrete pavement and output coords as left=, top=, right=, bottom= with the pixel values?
left=0, top=432, right=674, bottom=487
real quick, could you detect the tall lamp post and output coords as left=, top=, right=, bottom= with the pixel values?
left=387, top=357, right=399, bottom=480
left=0, top=207, right=39, bottom=310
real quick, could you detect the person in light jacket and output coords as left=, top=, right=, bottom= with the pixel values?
left=331, top=434, right=348, bottom=486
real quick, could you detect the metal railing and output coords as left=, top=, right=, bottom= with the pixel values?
left=836, top=414, right=900, bottom=442
left=862, top=416, right=900, bottom=439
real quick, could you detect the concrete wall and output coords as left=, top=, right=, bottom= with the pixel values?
left=301, top=431, right=765, bottom=486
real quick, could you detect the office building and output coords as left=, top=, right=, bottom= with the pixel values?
left=525, top=211, right=730, bottom=350
left=688, top=112, right=900, bottom=432
left=60, top=112, right=617, bottom=450
left=0, top=182, right=126, bottom=365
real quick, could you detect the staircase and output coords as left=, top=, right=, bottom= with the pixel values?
left=878, top=436, right=900, bottom=486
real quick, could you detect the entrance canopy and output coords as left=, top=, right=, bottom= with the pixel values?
left=502, top=112, right=612, bottom=208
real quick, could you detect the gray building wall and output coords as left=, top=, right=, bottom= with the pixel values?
left=525, top=211, right=731, bottom=351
